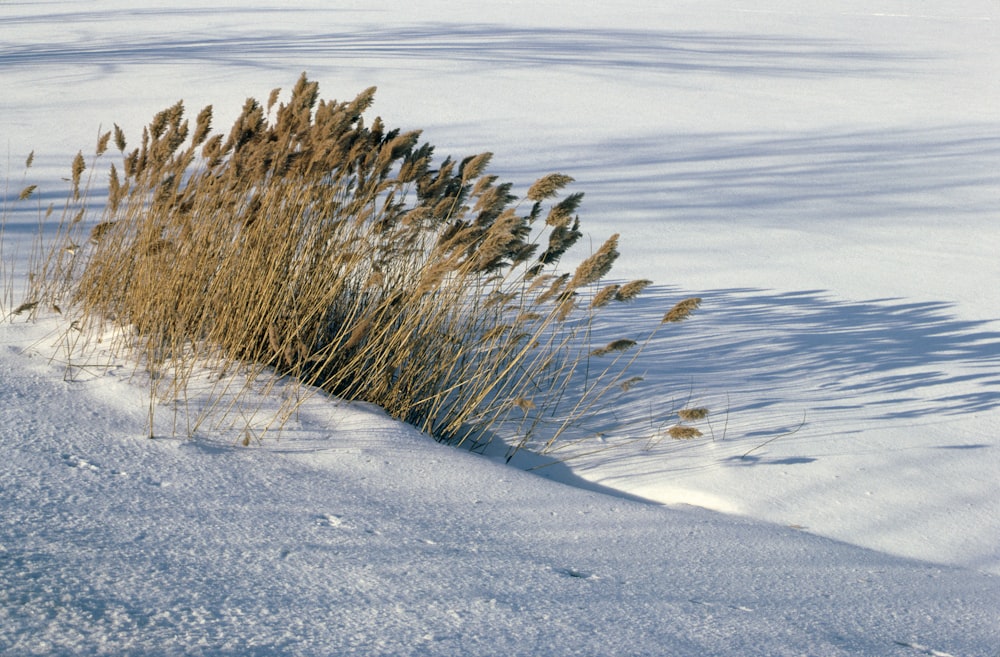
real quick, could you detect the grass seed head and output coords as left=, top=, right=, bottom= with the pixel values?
left=668, top=425, right=703, bottom=440
left=527, top=173, right=575, bottom=202
left=344, top=318, right=372, bottom=350
left=13, top=300, right=38, bottom=315
left=71, top=151, right=86, bottom=199
left=89, top=221, right=116, bottom=243
left=544, top=192, right=585, bottom=229
left=663, top=297, right=702, bottom=323
left=192, top=105, right=214, bottom=147
left=591, top=284, right=620, bottom=309
left=615, top=279, right=652, bottom=302
left=97, top=130, right=112, bottom=156
left=620, top=376, right=644, bottom=392
left=677, top=407, right=709, bottom=421
left=266, top=87, right=281, bottom=113
left=569, top=233, right=619, bottom=289
left=591, top=338, right=637, bottom=357
left=512, top=397, right=536, bottom=412
left=113, top=124, right=127, bottom=152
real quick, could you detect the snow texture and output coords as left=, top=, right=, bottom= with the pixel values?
left=2, top=1, right=999, bottom=655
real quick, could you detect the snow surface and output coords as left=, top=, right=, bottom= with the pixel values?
left=2, top=1, right=999, bottom=655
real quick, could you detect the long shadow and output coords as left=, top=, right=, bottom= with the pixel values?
left=591, top=286, right=1000, bottom=426
left=490, top=283, right=1000, bottom=479
left=493, top=126, right=1000, bottom=224
left=0, top=19, right=920, bottom=79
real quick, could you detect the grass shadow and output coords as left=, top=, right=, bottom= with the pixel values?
left=592, top=286, right=1000, bottom=429
left=0, top=18, right=921, bottom=79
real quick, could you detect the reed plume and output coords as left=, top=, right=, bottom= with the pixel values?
left=663, top=297, right=702, bottom=323
left=677, top=407, right=709, bottom=421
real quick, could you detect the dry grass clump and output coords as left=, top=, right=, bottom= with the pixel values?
left=677, top=407, right=709, bottom=421
left=668, top=407, right=711, bottom=440
left=667, top=425, right=703, bottom=440
left=19, top=74, right=701, bottom=454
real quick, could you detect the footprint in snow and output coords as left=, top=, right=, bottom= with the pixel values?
left=314, top=513, right=347, bottom=528
left=689, top=598, right=753, bottom=612
left=894, top=641, right=956, bottom=657
left=555, top=567, right=598, bottom=580
left=60, top=453, right=128, bottom=476
left=61, top=453, right=100, bottom=471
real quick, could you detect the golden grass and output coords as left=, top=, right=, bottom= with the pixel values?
left=677, top=407, right=710, bottom=421
left=663, top=297, right=702, bottom=323
left=13, top=74, right=702, bottom=455
left=590, top=338, right=637, bottom=357
left=668, top=425, right=703, bottom=440
left=615, top=278, right=652, bottom=302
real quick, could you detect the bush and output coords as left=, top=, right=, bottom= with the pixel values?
left=20, top=74, right=700, bottom=455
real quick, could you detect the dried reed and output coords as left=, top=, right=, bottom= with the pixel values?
left=17, top=74, right=701, bottom=456
left=668, top=426, right=703, bottom=440
left=677, top=407, right=710, bottom=421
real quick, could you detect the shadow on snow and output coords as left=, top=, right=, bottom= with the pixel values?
left=0, top=19, right=922, bottom=79
left=597, top=286, right=1000, bottom=425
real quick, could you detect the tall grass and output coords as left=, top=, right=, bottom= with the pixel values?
left=1, top=150, right=41, bottom=317
left=16, top=74, right=701, bottom=455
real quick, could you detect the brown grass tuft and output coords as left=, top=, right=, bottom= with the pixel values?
left=192, top=105, right=213, bottom=147
left=512, top=397, right=536, bottom=412
left=544, top=192, right=584, bottom=228
left=677, top=407, right=709, bottom=421
left=591, top=338, right=637, bottom=357
left=615, top=279, right=652, bottom=302
left=668, top=425, right=703, bottom=440
left=266, top=87, right=281, bottom=113
left=71, top=151, right=85, bottom=200
left=568, top=234, right=619, bottom=290
left=526, top=173, right=574, bottom=202
left=663, top=297, right=702, bottom=323
left=590, top=284, right=620, bottom=309
left=89, top=221, right=116, bottom=243
left=96, top=130, right=112, bottom=156
left=113, top=124, right=126, bottom=152
left=13, top=300, right=38, bottom=315
left=619, top=376, right=644, bottom=392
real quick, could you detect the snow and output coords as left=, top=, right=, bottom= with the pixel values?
left=2, top=1, right=999, bottom=655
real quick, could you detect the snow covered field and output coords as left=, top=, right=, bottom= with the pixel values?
left=2, top=1, right=998, bottom=655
